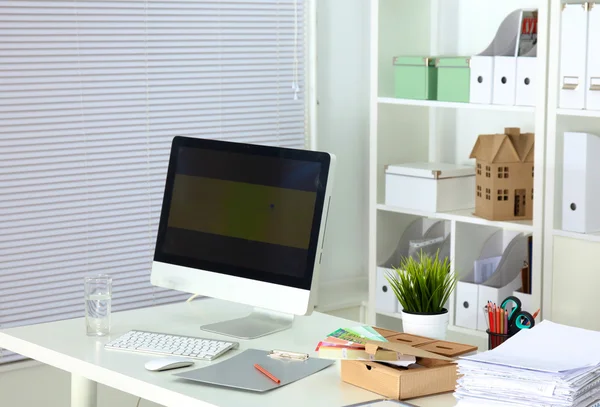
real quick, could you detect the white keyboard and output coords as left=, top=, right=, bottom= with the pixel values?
left=105, top=330, right=238, bottom=361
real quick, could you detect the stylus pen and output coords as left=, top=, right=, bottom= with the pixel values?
left=254, top=363, right=280, bottom=384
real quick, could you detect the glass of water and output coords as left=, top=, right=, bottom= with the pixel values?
left=84, top=274, right=112, bottom=336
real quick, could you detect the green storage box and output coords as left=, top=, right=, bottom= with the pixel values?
left=393, top=56, right=437, bottom=100
left=435, top=57, right=471, bottom=103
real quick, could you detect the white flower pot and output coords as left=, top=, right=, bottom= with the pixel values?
left=401, top=309, right=449, bottom=340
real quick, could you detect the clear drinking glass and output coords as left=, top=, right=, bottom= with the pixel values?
left=84, top=274, right=112, bottom=336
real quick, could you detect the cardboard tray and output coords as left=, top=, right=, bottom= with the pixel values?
left=340, top=329, right=477, bottom=400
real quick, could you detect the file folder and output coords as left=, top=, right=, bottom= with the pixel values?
left=516, top=56, right=537, bottom=106
left=559, top=3, right=589, bottom=109
left=492, top=56, right=517, bottom=106
left=376, top=267, right=398, bottom=314
left=562, top=132, right=600, bottom=233
left=455, top=231, right=527, bottom=331
left=455, top=281, right=479, bottom=330
left=469, top=9, right=536, bottom=106
left=376, top=219, right=450, bottom=315
left=587, top=4, right=600, bottom=110
left=469, top=56, right=494, bottom=104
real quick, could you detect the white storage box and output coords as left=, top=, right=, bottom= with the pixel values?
left=559, top=3, right=588, bottom=110
left=376, top=267, right=398, bottom=314
left=562, top=132, right=600, bottom=233
left=385, top=163, right=475, bottom=212
left=469, top=56, right=494, bottom=104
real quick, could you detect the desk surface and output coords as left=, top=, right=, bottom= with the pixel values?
left=0, top=298, right=456, bottom=407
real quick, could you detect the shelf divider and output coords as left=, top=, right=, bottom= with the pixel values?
left=376, top=204, right=534, bottom=233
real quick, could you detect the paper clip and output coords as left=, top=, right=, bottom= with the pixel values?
left=268, top=349, right=309, bottom=361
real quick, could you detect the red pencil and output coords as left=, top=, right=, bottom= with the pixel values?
left=254, top=364, right=280, bottom=384
left=498, top=308, right=502, bottom=335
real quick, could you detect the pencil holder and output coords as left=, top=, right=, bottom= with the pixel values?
left=486, top=329, right=512, bottom=350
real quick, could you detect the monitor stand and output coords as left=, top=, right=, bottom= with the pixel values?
left=200, top=308, right=295, bottom=339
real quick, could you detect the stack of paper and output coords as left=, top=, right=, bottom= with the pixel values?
left=455, top=321, right=600, bottom=407
left=316, top=325, right=416, bottom=366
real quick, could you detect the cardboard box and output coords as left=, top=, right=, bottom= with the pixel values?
left=340, top=330, right=477, bottom=400
left=469, top=127, right=534, bottom=221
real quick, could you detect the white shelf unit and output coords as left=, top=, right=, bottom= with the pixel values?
left=556, top=108, right=600, bottom=118
left=542, top=0, right=600, bottom=331
left=377, top=204, right=534, bottom=233
left=378, top=97, right=536, bottom=113
left=553, top=229, right=600, bottom=244
left=368, top=0, right=548, bottom=340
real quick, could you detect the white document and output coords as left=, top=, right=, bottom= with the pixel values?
left=473, top=256, right=501, bottom=284
left=559, top=3, right=588, bottom=109
left=457, top=320, right=600, bottom=407
left=459, top=376, right=557, bottom=398
left=361, top=354, right=416, bottom=365
left=382, top=357, right=417, bottom=368
left=462, top=320, right=600, bottom=373
left=455, top=401, right=517, bottom=407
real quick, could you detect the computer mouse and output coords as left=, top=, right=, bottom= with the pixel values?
left=144, top=356, right=195, bottom=372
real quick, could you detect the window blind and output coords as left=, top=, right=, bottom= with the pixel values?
left=0, top=0, right=306, bottom=364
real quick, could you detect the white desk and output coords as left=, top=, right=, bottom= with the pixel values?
left=0, top=299, right=456, bottom=407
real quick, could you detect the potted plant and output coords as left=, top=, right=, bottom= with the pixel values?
left=385, top=250, right=457, bottom=339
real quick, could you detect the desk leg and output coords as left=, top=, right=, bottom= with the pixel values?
left=71, top=374, right=98, bottom=407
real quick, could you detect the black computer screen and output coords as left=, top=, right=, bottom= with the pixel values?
left=153, top=137, right=331, bottom=290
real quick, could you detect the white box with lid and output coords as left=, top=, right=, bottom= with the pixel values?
left=385, top=162, right=476, bottom=212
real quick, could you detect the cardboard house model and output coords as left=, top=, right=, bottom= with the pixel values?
left=469, top=127, right=534, bottom=221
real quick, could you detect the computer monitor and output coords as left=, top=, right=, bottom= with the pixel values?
left=151, top=136, right=336, bottom=339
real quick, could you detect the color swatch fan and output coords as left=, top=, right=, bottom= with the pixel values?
left=316, top=326, right=416, bottom=366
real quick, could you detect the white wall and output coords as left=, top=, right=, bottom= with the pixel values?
left=0, top=3, right=371, bottom=405
left=316, top=0, right=370, bottom=284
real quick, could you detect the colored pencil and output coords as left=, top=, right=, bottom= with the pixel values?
left=496, top=305, right=501, bottom=334
left=492, top=304, right=497, bottom=348
left=254, top=363, right=280, bottom=384
left=498, top=308, right=502, bottom=335
left=504, top=308, right=509, bottom=335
